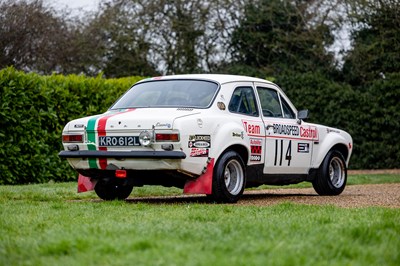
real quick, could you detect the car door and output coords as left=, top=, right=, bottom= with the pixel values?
left=255, top=84, right=313, bottom=174
left=226, top=83, right=266, bottom=165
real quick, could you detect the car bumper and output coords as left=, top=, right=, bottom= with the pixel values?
left=58, top=150, right=186, bottom=159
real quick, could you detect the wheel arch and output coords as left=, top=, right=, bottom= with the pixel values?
left=223, top=144, right=249, bottom=165
left=313, top=131, right=351, bottom=168
left=330, top=143, right=349, bottom=162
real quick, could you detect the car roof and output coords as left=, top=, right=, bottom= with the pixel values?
left=138, top=74, right=274, bottom=85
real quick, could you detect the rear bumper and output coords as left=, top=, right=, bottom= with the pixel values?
left=58, top=150, right=186, bottom=159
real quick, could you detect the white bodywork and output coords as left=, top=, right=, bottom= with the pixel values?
left=61, top=74, right=353, bottom=190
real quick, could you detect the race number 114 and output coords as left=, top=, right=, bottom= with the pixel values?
left=274, top=139, right=292, bottom=166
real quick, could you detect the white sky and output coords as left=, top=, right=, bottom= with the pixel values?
left=45, top=0, right=100, bottom=13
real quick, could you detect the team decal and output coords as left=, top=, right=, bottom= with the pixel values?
left=242, top=120, right=263, bottom=136
left=272, top=123, right=319, bottom=141
left=250, top=138, right=262, bottom=162
left=190, top=148, right=209, bottom=157
left=188, top=135, right=211, bottom=148
left=86, top=109, right=136, bottom=169
left=298, top=143, right=310, bottom=153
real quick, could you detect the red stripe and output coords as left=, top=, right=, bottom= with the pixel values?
left=97, top=109, right=135, bottom=169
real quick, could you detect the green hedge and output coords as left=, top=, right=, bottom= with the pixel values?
left=0, top=67, right=143, bottom=185
left=277, top=71, right=400, bottom=169
left=1, top=68, right=399, bottom=184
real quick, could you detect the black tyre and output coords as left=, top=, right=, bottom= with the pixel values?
left=211, top=150, right=246, bottom=203
left=312, top=150, right=347, bottom=195
left=94, top=179, right=133, bottom=200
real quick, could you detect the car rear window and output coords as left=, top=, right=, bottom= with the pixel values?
left=110, top=79, right=219, bottom=109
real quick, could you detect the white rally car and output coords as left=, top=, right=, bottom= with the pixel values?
left=59, top=74, right=353, bottom=203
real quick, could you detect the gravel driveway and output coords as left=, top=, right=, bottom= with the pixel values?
left=239, top=183, right=400, bottom=208
left=125, top=183, right=400, bottom=208
left=124, top=169, right=400, bottom=207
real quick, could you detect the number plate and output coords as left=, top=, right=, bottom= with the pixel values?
left=98, top=136, right=141, bottom=147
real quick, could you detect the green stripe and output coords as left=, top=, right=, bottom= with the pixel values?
left=87, top=115, right=100, bottom=169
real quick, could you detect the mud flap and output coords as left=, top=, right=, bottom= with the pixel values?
left=77, top=174, right=97, bottom=193
left=183, top=158, right=214, bottom=195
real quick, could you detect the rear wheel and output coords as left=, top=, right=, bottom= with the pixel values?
left=312, top=150, right=347, bottom=195
left=94, top=179, right=133, bottom=200
left=211, top=150, right=246, bottom=203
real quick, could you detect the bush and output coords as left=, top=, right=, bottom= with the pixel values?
left=1, top=68, right=399, bottom=184
left=0, top=67, right=143, bottom=184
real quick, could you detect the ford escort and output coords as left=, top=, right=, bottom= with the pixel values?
left=59, top=74, right=353, bottom=203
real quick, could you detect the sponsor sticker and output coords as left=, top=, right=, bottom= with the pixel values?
left=272, top=123, right=319, bottom=141
left=300, top=126, right=318, bottom=140
left=190, top=148, right=209, bottom=157
left=232, top=132, right=244, bottom=139
left=251, top=145, right=262, bottom=154
left=250, top=138, right=262, bottom=146
left=298, top=143, right=310, bottom=153
left=188, top=135, right=211, bottom=148
left=250, top=138, right=262, bottom=161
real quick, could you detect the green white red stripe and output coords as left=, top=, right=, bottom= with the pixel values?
left=86, top=109, right=136, bottom=169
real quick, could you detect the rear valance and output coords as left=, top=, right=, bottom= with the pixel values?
left=59, top=150, right=186, bottom=159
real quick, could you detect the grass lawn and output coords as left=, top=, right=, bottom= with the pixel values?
left=0, top=174, right=399, bottom=266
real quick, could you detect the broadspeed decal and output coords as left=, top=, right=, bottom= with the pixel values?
left=271, top=123, right=319, bottom=141
left=86, top=109, right=135, bottom=169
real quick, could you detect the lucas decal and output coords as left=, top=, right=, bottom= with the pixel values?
left=188, top=135, right=211, bottom=148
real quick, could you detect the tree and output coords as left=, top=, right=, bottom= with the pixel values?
left=84, top=1, right=159, bottom=77
left=227, top=0, right=336, bottom=76
left=0, top=0, right=67, bottom=73
left=100, top=0, right=243, bottom=75
left=342, top=0, right=400, bottom=86
left=0, top=0, right=104, bottom=75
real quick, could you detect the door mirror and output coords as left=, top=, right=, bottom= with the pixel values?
left=297, top=110, right=310, bottom=120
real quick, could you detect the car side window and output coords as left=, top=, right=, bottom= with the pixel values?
left=280, top=96, right=295, bottom=119
left=256, top=87, right=283, bottom=117
left=228, top=87, right=259, bottom=116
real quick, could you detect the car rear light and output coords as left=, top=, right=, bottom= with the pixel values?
left=155, top=133, right=179, bottom=142
left=62, top=134, right=83, bottom=143
left=115, top=169, right=127, bottom=178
